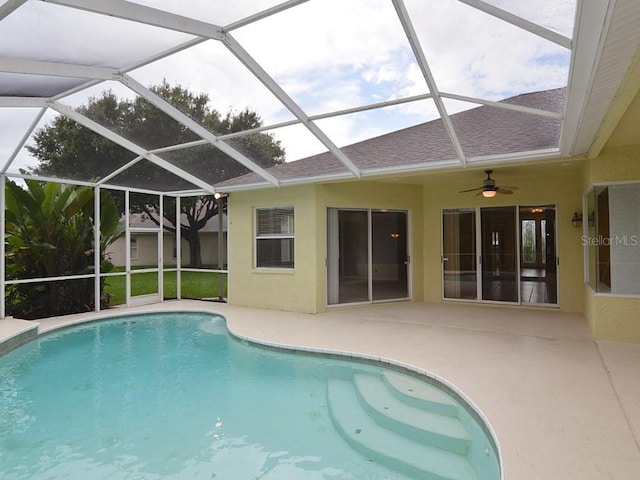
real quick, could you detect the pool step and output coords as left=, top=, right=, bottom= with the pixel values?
left=353, top=373, right=471, bottom=455
left=327, top=378, right=476, bottom=480
left=382, top=371, right=459, bottom=418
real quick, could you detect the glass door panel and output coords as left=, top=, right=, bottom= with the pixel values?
left=327, top=209, right=369, bottom=305
left=521, top=219, right=537, bottom=265
left=372, top=211, right=408, bottom=301
left=442, top=209, right=477, bottom=299
left=481, top=207, right=518, bottom=302
left=519, top=206, right=557, bottom=305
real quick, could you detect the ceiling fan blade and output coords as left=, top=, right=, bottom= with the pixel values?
left=499, top=185, right=520, bottom=190
left=458, top=187, right=483, bottom=193
left=496, top=187, right=514, bottom=194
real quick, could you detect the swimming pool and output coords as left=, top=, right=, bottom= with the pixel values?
left=0, top=311, right=500, bottom=479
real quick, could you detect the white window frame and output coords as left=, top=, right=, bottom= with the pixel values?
left=583, top=181, right=640, bottom=296
left=255, top=206, right=295, bottom=269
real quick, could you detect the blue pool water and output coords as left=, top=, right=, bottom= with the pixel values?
left=0, top=312, right=500, bottom=479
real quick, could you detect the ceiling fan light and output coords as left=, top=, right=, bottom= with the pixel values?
left=482, top=189, right=497, bottom=198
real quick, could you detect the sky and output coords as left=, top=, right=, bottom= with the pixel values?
left=0, top=0, right=576, bottom=181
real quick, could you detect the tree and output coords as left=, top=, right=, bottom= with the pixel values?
left=28, top=81, right=285, bottom=267
left=138, top=195, right=223, bottom=269
left=5, top=180, right=125, bottom=319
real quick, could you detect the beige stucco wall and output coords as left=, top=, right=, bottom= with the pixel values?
left=589, top=145, right=640, bottom=181
left=227, top=165, right=590, bottom=314
left=227, top=182, right=424, bottom=313
left=585, top=292, right=640, bottom=342
left=584, top=144, right=640, bottom=342
left=227, top=185, right=321, bottom=313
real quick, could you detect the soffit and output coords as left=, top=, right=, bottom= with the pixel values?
left=567, top=0, right=640, bottom=155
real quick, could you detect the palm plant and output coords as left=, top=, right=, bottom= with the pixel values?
left=5, top=180, right=125, bottom=319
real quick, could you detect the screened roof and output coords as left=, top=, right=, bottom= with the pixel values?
left=0, top=0, right=637, bottom=195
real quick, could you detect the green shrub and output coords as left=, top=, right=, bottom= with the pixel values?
left=5, top=180, right=124, bottom=319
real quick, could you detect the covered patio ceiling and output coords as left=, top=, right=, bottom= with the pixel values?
left=0, top=0, right=635, bottom=195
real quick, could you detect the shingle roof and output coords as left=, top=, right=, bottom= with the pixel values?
left=216, top=88, right=565, bottom=189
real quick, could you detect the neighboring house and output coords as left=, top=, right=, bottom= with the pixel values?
left=108, top=212, right=228, bottom=268
left=215, top=79, right=640, bottom=342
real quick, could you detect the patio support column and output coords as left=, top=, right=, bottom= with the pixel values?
left=176, top=196, right=181, bottom=300
left=158, top=194, right=164, bottom=303
left=94, top=186, right=101, bottom=312
left=216, top=194, right=226, bottom=302
left=0, top=174, right=5, bottom=319
left=125, top=190, right=131, bottom=307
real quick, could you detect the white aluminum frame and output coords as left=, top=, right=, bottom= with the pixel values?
left=0, top=0, right=592, bottom=195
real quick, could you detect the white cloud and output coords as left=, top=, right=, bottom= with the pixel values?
left=234, top=0, right=409, bottom=77
left=404, top=0, right=571, bottom=99
left=0, top=108, right=58, bottom=174
left=129, top=41, right=294, bottom=125
left=487, top=0, right=576, bottom=37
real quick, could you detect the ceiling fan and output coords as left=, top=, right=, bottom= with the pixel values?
left=459, top=170, right=519, bottom=198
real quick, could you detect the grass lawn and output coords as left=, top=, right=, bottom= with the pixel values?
left=104, top=268, right=227, bottom=306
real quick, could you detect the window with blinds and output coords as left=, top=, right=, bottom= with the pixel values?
left=255, top=206, right=295, bottom=268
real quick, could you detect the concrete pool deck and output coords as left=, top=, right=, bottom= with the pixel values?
left=1, top=300, right=639, bottom=479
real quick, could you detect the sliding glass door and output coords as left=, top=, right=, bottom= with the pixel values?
left=442, top=205, right=557, bottom=305
left=327, top=208, right=409, bottom=305
left=442, top=209, right=477, bottom=299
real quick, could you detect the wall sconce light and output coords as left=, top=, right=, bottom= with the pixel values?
left=571, top=211, right=582, bottom=228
